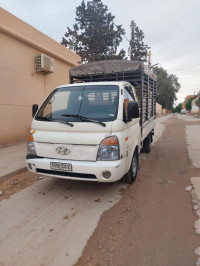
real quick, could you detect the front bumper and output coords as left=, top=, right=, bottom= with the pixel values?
left=26, top=156, right=125, bottom=183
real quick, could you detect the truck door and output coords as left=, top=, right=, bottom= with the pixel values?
left=123, top=85, right=140, bottom=172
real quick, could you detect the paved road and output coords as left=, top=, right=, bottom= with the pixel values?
left=0, top=114, right=199, bottom=266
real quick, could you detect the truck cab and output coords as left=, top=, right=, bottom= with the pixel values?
left=27, top=81, right=143, bottom=183
left=26, top=60, right=156, bottom=183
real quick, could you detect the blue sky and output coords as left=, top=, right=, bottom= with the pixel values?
left=1, top=0, right=200, bottom=104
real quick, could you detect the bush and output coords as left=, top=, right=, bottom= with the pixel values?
left=175, top=103, right=182, bottom=113
left=185, top=97, right=194, bottom=111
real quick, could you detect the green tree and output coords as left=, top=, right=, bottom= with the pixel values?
left=171, top=107, right=176, bottom=113
left=61, top=0, right=126, bottom=62
left=129, top=20, right=149, bottom=62
left=153, top=66, right=180, bottom=110
left=185, top=96, right=195, bottom=111
left=175, top=103, right=182, bottom=113
left=195, top=97, right=200, bottom=113
left=194, top=91, right=200, bottom=113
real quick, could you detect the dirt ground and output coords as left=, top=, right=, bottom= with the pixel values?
left=0, top=115, right=199, bottom=266
left=0, top=169, right=39, bottom=201
left=75, top=115, right=200, bottom=266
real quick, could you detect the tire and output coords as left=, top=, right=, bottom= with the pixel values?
left=143, top=134, right=152, bottom=153
left=123, top=150, right=139, bottom=184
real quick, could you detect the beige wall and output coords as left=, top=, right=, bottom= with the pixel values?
left=162, top=108, right=167, bottom=115
left=0, top=8, right=81, bottom=145
left=156, top=102, right=162, bottom=115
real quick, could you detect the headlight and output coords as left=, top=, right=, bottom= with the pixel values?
left=27, top=141, right=36, bottom=155
left=27, top=132, right=36, bottom=155
left=97, top=136, right=120, bottom=161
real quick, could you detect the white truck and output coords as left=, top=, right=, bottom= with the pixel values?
left=26, top=60, right=156, bottom=183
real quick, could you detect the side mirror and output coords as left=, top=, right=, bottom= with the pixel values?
left=128, top=102, right=139, bottom=120
left=32, top=104, right=38, bottom=117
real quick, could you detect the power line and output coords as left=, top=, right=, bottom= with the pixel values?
left=168, top=64, right=200, bottom=71
left=113, top=22, right=130, bottom=44
left=122, top=34, right=130, bottom=44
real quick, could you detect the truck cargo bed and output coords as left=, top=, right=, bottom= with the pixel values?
left=69, top=60, right=157, bottom=126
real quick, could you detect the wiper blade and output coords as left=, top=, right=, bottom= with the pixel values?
left=61, top=114, right=106, bottom=127
left=37, top=116, right=74, bottom=127
left=50, top=119, right=74, bottom=127
left=79, top=115, right=106, bottom=127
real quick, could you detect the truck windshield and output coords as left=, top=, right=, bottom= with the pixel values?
left=36, top=85, right=119, bottom=123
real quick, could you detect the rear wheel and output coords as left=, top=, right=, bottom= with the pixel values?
left=123, top=150, right=138, bottom=184
left=143, top=134, right=152, bottom=153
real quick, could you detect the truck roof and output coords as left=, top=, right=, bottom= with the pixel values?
left=58, top=81, right=130, bottom=88
left=70, top=60, right=156, bottom=80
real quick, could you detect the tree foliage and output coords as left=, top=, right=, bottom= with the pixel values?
left=195, top=90, right=200, bottom=111
left=185, top=96, right=195, bottom=111
left=129, top=20, right=149, bottom=62
left=175, top=103, right=183, bottom=113
left=153, top=66, right=180, bottom=110
left=61, top=0, right=126, bottom=62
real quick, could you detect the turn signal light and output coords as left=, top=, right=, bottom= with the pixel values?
left=100, top=136, right=118, bottom=146
left=97, top=136, right=120, bottom=161
left=27, top=133, right=34, bottom=142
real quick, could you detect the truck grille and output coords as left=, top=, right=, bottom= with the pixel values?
left=36, top=169, right=97, bottom=180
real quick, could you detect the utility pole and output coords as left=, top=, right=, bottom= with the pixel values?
left=148, top=51, right=159, bottom=69
left=148, top=51, right=151, bottom=68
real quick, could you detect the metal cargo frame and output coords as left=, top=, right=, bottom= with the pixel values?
left=70, top=69, right=156, bottom=127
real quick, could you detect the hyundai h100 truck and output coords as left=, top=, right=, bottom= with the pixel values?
left=26, top=60, right=156, bottom=183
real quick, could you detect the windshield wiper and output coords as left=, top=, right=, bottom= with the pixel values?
left=61, top=114, right=106, bottom=127
left=37, top=116, right=74, bottom=127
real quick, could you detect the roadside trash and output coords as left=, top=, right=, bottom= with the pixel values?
left=185, top=185, right=192, bottom=191
left=12, top=180, right=19, bottom=185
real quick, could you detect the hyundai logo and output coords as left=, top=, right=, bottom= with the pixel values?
left=56, top=147, right=70, bottom=155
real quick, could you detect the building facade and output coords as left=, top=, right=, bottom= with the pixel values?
left=191, top=96, right=200, bottom=114
left=0, top=8, right=81, bottom=145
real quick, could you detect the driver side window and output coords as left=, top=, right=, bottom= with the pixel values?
left=124, top=86, right=135, bottom=119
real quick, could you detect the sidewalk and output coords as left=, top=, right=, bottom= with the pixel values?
left=0, top=142, right=27, bottom=180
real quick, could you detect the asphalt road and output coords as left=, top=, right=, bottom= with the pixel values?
left=0, top=114, right=199, bottom=266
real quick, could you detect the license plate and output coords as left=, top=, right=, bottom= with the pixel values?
left=50, top=162, right=72, bottom=171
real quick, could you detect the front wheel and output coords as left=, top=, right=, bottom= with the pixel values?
left=123, top=150, right=139, bottom=184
